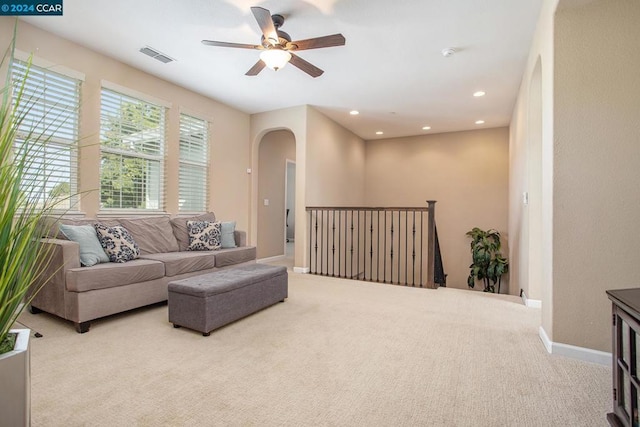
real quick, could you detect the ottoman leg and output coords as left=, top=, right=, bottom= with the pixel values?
left=203, top=332, right=211, bottom=337
left=173, top=324, right=181, bottom=328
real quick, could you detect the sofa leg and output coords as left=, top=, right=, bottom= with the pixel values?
left=75, top=321, right=91, bottom=334
left=173, top=324, right=181, bottom=329
left=28, top=305, right=43, bottom=314
left=203, top=332, right=211, bottom=337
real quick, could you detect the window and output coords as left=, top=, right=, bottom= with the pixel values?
left=179, top=113, right=209, bottom=212
left=10, top=59, right=80, bottom=210
left=100, top=88, right=165, bottom=210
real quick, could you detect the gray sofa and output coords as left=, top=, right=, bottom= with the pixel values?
left=30, top=213, right=256, bottom=333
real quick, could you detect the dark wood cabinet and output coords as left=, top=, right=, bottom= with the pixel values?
left=607, top=288, right=640, bottom=427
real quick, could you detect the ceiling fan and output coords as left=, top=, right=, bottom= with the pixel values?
left=201, top=6, right=346, bottom=78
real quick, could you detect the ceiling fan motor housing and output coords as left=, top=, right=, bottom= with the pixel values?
left=261, top=30, right=291, bottom=48
left=261, top=14, right=290, bottom=48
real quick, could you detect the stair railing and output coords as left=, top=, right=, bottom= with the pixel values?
left=305, top=201, right=443, bottom=289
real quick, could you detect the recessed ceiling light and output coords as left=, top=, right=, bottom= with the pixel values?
left=376, top=131, right=384, bottom=135
left=475, top=120, right=485, bottom=125
left=350, top=110, right=359, bottom=115
left=473, top=91, right=486, bottom=97
left=422, top=126, right=431, bottom=130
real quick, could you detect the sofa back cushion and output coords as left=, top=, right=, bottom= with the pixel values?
left=170, top=212, right=216, bottom=251
left=119, top=216, right=179, bottom=255
left=39, top=217, right=119, bottom=239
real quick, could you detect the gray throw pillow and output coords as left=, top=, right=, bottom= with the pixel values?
left=59, top=224, right=109, bottom=267
left=220, top=221, right=237, bottom=248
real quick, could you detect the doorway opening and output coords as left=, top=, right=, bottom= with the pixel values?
left=285, top=160, right=295, bottom=260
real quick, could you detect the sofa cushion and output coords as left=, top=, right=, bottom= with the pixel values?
left=66, top=259, right=165, bottom=292
left=59, top=224, right=109, bottom=267
left=170, top=212, right=216, bottom=251
left=139, top=251, right=216, bottom=277
left=94, top=223, right=140, bottom=263
left=187, top=220, right=221, bottom=251
left=120, top=216, right=179, bottom=255
left=213, top=246, right=257, bottom=268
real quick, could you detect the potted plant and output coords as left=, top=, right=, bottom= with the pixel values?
left=0, top=28, right=69, bottom=425
left=466, top=227, right=509, bottom=293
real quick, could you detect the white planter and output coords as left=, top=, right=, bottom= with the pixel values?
left=0, top=329, right=31, bottom=427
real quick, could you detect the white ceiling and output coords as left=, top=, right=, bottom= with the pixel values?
left=21, top=0, right=542, bottom=140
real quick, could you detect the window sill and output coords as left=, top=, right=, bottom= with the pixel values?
left=96, top=210, right=169, bottom=219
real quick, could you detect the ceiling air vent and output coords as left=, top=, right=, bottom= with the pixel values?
left=139, top=46, right=175, bottom=64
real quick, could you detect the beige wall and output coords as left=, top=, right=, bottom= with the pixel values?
left=509, top=0, right=558, bottom=340
left=552, top=0, right=640, bottom=351
left=1, top=18, right=251, bottom=230
left=257, top=130, right=295, bottom=259
left=250, top=106, right=365, bottom=270
left=305, top=107, right=366, bottom=207
left=251, top=106, right=308, bottom=268
left=511, top=0, right=640, bottom=353
left=364, top=128, right=510, bottom=292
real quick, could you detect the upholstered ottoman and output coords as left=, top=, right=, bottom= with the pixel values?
left=168, top=264, right=288, bottom=336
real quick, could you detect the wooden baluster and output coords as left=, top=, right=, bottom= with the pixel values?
left=426, top=200, right=436, bottom=289
left=350, top=210, right=354, bottom=279
left=331, top=210, right=336, bottom=277
left=313, top=209, right=318, bottom=274
left=369, top=212, right=374, bottom=281
left=412, top=210, right=416, bottom=287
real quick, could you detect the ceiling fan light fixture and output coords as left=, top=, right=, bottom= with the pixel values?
left=260, top=48, right=292, bottom=71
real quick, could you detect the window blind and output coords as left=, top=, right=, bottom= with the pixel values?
left=179, top=113, right=209, bottom=212
left=100, top=88, right=165, bottom=210
left=10, top=60, right=80, bottom=210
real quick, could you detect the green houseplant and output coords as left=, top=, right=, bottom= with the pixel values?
left=0, top=26, right=76, bottom=425
left=466, top=227, right=509, bottom=293
left=0, top=30, right=66, bottom=355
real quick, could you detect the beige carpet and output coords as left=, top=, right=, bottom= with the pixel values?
left=18, top=272, right=610, bottom=426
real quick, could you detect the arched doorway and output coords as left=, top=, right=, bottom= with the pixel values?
left=256, top=129, right=296, bottom=265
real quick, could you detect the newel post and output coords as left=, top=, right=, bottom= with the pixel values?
left=426, top=200, right=437, bottom=289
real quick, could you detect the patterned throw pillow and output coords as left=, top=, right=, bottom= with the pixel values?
left=187, top=220, right=221, bottom=251
left=94, top=223, right=140, bottom=263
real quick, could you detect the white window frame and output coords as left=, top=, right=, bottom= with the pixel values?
left=99, top=86, right=167, bottom=212
left=10, top=58, right=81, bottom=212
left=178, top=112, right=210, bottom=213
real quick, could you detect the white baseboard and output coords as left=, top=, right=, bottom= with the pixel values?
left=257, top=255, right=285, bottom=263
left=538, top=326, right=553, bottom=353
left=539, top=326, right=611, bottom=366
left=293, top=267, right=310, bottom=274
left=521, top=290, right=542, bottom=308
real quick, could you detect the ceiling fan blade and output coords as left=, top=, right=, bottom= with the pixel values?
left=201, top=40, right=262, bottom=50
left=245, top=60, right=266, bottom=76
left=288, top=34, right=346, bottom=51
left=289, top=53, right=324, bottom=78
left=250, top=6, right=278, bottom=46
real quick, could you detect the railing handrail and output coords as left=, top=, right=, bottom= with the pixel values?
left=306, top=206, right=431, bottom=212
